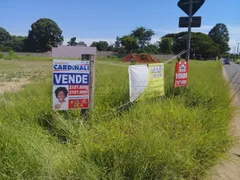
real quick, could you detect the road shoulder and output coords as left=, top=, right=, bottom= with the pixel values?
left=206, top=66, right=240, bottom=180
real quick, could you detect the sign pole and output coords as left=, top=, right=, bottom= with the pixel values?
left=89, top=54, right=95, bottom=110
left=186, top=0, right=193, bottom=61
left=81, top=54, right=95, bottom=117
left=237, top=42, right=240, bottom=55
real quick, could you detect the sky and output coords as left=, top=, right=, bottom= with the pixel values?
left=1, top=0, right=240, bottom=52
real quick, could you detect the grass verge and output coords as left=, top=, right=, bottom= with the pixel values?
left=0, top=60, right=232, bottom=179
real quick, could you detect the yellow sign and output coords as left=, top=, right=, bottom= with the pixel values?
left=137, top=63, right=164, bottom=101
left=148, top=63, right=164, bottom=96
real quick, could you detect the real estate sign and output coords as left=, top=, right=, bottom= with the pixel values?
left=174, top=60, right=188, bottom=88
left=52, top=59, right=90, bottom=110
left=128, top=63, right=164, bottom=102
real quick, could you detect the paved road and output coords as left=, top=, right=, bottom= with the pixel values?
left=223, top=61, right=240, bottom=98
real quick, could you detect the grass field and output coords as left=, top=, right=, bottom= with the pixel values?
left=0, top=58, right=233, bottom=179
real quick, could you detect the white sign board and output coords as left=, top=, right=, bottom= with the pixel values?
left=128, top=65, right=149, bottom=102
left=128, top=63, right=164, bottom=102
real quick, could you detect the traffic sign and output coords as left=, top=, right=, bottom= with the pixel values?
left=179, top=16, right=202, bottom=28
left=178, top=0, right=205, bottom=16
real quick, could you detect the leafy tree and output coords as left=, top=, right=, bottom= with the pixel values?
left=98, top=41, right=109, bottom=51
left=67, top=37, right=77, bottom=46
left=144, top=44, right=159, bottom=54
left=90, top=42, right=97, bottom=48
left=162, top=32, right=188, bottom=46
left=0, top=27, right=12, bottom=51
left=25, top=18, right=63, bottom=52
left=76, top=41, right=87, bottom=47
left=173, top=32, right=219, bottom=59
left=90, top=41, right=109, bottom=51
left=113, top=37, right=126, bottom=53
left=162, top=33, right=177, bottom=40
left=131, top=27, right=155, bottom=49
left=159, top=37, right=173, bottom=54
left=115, top=36, right=121, bottom=48
left=208, top=23, right=230, bottom=53
left=11, top=36, right=27, bottom=52
left=106, top=45, right=114, bottom=51
left=119, top=35, right=138, bottom=53
left=209, top=23, right=229, bottom=43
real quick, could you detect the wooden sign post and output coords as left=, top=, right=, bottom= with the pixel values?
left=81, top=54, right=96, bottom=117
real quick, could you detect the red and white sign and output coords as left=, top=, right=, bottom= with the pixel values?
left=174, top=60, right=188, bottom=88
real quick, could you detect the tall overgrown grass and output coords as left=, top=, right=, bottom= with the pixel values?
left=0, top=60, right=232, bottom=179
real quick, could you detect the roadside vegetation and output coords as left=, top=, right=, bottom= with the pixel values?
left=235, top=59, right=240, bottom=64
left=0, top=59, right=232, bottom=179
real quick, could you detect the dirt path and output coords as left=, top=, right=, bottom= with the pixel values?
left=206, top=67, right=240, bottom=180
left=0, top=78, right=29, bottom=94
left=0, top=60, right=51, bottom=95
left=0, top=60, right=126, bottom=95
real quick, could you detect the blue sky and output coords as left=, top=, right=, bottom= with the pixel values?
left=1, top=0, right=239, bottom=51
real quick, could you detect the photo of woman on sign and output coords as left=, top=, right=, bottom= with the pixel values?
left=53, top=86, right=68, bottom=110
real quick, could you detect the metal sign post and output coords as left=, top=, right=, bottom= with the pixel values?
left=178, top=0, right=205, bottom=60
left=186, top=0, right=193, bottom=61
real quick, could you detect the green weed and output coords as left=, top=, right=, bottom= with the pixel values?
left=0, top=60, right=232, bottom=179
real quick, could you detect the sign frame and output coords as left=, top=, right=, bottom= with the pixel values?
left=52, top=55, right=95, bottom=112
left=179, top=16, right=202, bottom=28
left=178, top=0, right=205, bottom=16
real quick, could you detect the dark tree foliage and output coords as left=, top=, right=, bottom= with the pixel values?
left=0, top=27, right=12, bottom=51
left=131, top=27, right=155, bottom=49
left=144, top=44, right=159, bottom=54
left=67, top=37, right=77, bottom=46
left=25, top=18, right=63, bottom=52
left=173, top=32, right=219, bottom=58
left=115, top=27, right=155, bottom=53
left=159, top=37, right=173, bottom=54
left=119, top=35, right=138, bottom=53
left=90, top=41, right=109, bottom=51
left=76, top=41, right=87, bottom=47
left=11, top=36, right=27, bottom=52
left=208, top=23, right=230, bottom=53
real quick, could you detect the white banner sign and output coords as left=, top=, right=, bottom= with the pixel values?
left=128, top=63, right=164, bottom=102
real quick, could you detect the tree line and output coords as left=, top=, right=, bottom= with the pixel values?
left=0, top=18, right=230, bottom=58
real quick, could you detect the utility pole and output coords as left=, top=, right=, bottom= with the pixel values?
left=186, top=0, right=193, bottom=61
left=237, top=42, right=240, bottom=55
left=232, top=46, right=236, bottom=55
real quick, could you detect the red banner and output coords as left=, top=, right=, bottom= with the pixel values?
left=68, top=99, right=89, bottom=109
left=174, top=60, right=188, bottom=88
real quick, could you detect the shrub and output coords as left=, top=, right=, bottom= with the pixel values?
left=4, top=50, right=20, bottom=60
left=9, top=50, right=16, bottom=57
left=0, top=53, right=4, bottom=59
